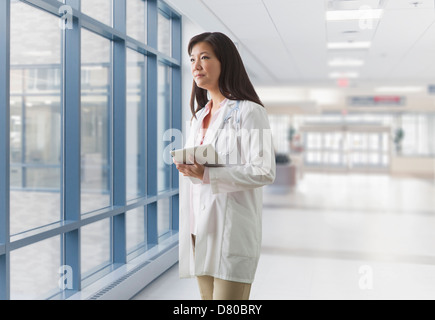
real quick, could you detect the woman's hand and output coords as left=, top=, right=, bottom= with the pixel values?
left=173, top=158, right=205, bottom=181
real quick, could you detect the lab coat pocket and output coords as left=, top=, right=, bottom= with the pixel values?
left=222, top=197, right=258, bottom=258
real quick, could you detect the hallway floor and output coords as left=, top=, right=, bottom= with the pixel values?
left=133, top=172, right=435, bottom=300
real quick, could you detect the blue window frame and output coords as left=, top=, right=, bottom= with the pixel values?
left=0, top=0, right=181, bottom=300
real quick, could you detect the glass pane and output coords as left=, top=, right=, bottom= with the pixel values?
left=324, top=134, right=332, bottom=149
left=370, top=153, right=379, bottom=165
left=157, top=63, right=171, bottom=193
left=158, top=11, right=171, bottom=56
left=369, top=134, right=379, bottom=150
left=330, top=152, right=340, bottom=165
left=158, top=198, right=171, bottom=238
left=10, top=167, right=21, bottom=188
left=126, top=207, right=146, bottom=254
left=383, top=133, right=389, bottom=152
left=81, top=0, right=112, bottom=27
left=127, top=49, right=146, bottom=200
left=26, top=168, right=60, bottom=189
left=10, top=97, right=22, bottom=164
left=10, top=2, right=61, bottom=235
left=401, top=115, right=415, bottom=155
left=10, top=69, right=22, bottom=95
left=81, top=29, right=112, bottom=214
left=81, top=219, right=111, bottom=277
left=24, top=96, right=61, bottom=166
left=10, top=236, right=61, bottom=300
left=127, top=0, right=146, bottom=43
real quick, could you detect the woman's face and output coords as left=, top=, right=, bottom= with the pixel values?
left=190, top=42, right=221, bottom=92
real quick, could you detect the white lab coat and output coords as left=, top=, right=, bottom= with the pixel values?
left=179, top=99, right=276, bottom=284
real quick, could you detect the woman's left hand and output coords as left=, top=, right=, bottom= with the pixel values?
left=174, top=158, right=205, bottom=181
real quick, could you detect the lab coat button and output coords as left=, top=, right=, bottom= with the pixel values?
left=202, top=205, right=206, bottom=211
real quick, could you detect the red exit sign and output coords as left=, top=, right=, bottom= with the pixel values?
left=374, top=96, right=402, bottom=103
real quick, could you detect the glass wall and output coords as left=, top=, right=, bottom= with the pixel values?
left=401, top=114, right=435, bottom=156
left=9, top=1, right=62, bottom=236
left=126, top=49, right=146, bottom=200
left=81, top=0, right=113, bottom=27
left=286, top=113, right=435, bottom=171
left=157, top=62, right=172, bottom=193
left=0, top=0, right=181, bottom=300
left=303, top=130, right=390, bottom=170
left=81, top=28, right=112, bottom=214
left=127, top=0, right=147, bottom=43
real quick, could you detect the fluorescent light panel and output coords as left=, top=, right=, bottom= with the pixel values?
left=328, top=41, right=371, bottom=49
left=326, top=9, right=383, bottom=21
left=329, top=71, right=360, bottom=79
left=329, top=58, right=365, bottom=67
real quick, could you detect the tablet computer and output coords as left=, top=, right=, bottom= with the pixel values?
left=171, top=144, right=224, bottom=167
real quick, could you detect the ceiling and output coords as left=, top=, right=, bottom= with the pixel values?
left=166, top=0, right=435, bottom=108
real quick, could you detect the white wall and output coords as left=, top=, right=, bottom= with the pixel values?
left=180, top=16, right=205, bottom=143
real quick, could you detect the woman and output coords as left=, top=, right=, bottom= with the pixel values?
left=174, top=32, right=276, bottom=300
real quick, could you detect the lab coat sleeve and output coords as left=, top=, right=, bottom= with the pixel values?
left=208, top=103, right=276, bottom=194
left=181, top=116, right=204, bottom=185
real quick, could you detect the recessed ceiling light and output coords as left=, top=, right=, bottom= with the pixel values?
left=328, top=41, right=372, bottom=49
left=326, top=9, right=384, bottom=21
left=329, top=72, right=360, bottom=79
left=329, top=59, right=365, bottom=67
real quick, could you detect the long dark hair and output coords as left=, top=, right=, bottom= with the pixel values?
left=188, top=32, right=264, bottom=118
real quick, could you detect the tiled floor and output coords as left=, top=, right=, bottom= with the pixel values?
left=133, top=172, right=435, bottom=300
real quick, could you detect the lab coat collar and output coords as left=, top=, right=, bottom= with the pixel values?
left=199, top=99, right=239, bottom=146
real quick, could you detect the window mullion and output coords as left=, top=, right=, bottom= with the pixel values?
left=146, top=0, right=158, bottom=247
left=112, top=0, right=127, bottom=265
left=170, top=16, right=181, bottom=232
left=63, top=0, right=82, bottom=293
left=0, top=0, right=11, bottom=301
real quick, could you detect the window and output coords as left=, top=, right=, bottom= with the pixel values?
left=157, top=62, right=172, bottom=193
left=10, top=236, right=61, bottom=300
left=127, top=0, right=147, bottom=43
left=0, top=0, right=181, bottom=300
left=81, top=29, right=112, bottom=214
left=158, top=198, right=171, bottom=238
left=9, top=1, right=62, bottom=237
left=158, top=10, right=171, bottom=57
left=401, top=114, right=435, bottom=156
left=81, top=219, right=111, bottom=278
left=294, top=114, right=392, bottom=171
left=126, top=49, right=146, bottom=200
left=126, top=207, right=146, bottom=258
left=81, top=0, right=113, bottom=27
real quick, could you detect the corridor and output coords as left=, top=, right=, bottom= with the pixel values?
left=134, top=172, right=435, bottom=300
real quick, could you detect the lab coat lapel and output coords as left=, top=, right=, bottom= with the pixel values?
left=202, top=99, right=237, bottom=146
left=186, top=107, right=208, bottom=148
